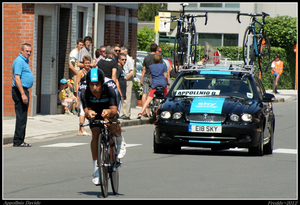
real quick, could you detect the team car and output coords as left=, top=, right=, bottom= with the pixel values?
left=153, top=61, right=275, bottom=156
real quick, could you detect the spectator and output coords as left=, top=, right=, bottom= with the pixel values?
left=59, top=78, right=76, bottom=115
left=140, top=43, right=162, bottom=117
left=271, top=55, right=283, bottom=94
left=112, top=44, right=121, bottom=60
left=198, top=55, right=209, bottom=65
left=66, top=79, right=79, bottom=114
left=95, top=45, right=106, bottom=64
left=75, top=55, right=92, bottom=136
left=77, top=36, right=97, bottom=69
left=69, top=38, right=83, bottom=83
left=137, top=54, right=168, bottom=119
left=119, top=46, right=134, bottom=120
left=12, top=43, right=33, bottom=147
left=116, top=53, right=127, bottom=118
left=97, top=45, right=118, bottom=83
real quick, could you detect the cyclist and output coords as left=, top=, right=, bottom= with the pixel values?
left=80, top=68, right=126, bottom=185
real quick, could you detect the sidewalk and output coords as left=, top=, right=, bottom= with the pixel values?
left=3, top=90, right=297, bottom=145
left=3, top=106, right=150, bottom=145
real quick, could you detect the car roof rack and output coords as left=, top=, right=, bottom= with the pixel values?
left=179, top=58, right=257, bottom=74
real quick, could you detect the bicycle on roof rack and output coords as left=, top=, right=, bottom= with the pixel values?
left=165, top=3, right=208, bottom=73
left=237, top=12, right=271, bottom=74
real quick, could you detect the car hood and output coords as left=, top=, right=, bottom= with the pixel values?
left=162, top=96, right=258, bottom=114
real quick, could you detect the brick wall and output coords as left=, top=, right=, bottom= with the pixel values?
left=104, top=5, right=137, bottom=62
left=3, top=3, right=35, bottom=116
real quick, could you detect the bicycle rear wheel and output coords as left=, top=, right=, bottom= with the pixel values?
left=242, top=27, right=255, bottom=65
left=98, top=135, right=109, bottom=198
left=189, top=25, right=198, bottom=64
left=258, top=34, right=271, bottom=74
left=109, top=137, right=119, bottom=195
left=173, top=34, right=187, bottom=73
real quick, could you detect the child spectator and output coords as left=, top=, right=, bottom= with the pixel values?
left=59, top=78, right=76, bottom=115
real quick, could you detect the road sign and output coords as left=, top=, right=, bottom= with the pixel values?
left=213, top=50, right=220, bottom=64
left=158, top=12, right=171, bottom=33
left=155, top=15, right=160, bottom=33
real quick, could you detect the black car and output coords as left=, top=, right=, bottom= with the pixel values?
left=153, top=64, right=275, bottom=156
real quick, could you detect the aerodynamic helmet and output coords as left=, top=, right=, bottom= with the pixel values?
left=86, top=68, right=105, bottom=85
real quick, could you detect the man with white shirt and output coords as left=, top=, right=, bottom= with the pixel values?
left=69, top=38, right=83, bottom=83
left=119, top=47, right=134, bottom=120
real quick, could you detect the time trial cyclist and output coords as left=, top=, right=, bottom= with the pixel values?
left=80, top=68, right=126, bottom=185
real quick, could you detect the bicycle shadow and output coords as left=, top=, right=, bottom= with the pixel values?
left=78, top=191, right=124, bottom=198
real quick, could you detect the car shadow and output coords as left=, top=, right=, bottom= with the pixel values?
left=170, top=147, right=254, bottom=157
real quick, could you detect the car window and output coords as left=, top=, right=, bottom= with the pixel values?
left=171, top=74, right=254, bottom=99
left=254, top=75, right=263, bottom=100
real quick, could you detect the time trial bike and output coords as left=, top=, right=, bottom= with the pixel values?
left=84, top=119, right=121, bottom=198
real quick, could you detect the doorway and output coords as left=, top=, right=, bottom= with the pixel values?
left=36, top=15, right=43, bottom=114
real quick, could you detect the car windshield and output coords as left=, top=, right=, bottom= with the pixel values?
left=171, top=73, right=254, bottom=99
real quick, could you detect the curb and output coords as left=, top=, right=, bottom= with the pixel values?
left=3, top=118, right=152, bottom=145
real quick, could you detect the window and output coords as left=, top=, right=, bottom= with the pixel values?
left=198, top=33, right=238, bottom=47
left=77, top=11, right=84, bottom=39
left=185, top=3, right=239, bottom=10
left=224, top=34, right=238, bottom=46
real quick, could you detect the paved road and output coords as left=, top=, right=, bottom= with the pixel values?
left=3, top=101, right=297, bottom=199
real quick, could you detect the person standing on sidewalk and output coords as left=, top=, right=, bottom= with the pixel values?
left=119, top=47, right=134, bottom=120
left=12, top=43, right=33, bottom=147
left=271, top=56, right=284, bottom=94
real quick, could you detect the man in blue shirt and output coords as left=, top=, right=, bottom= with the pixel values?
left=12, top=43, right=33, bottom=147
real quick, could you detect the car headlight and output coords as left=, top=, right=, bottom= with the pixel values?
left=230, top=114, right=240, bottom=122
left=241, top=113, right=252, bottom=122
left=161, top=111, right=171, bottom=119
left=173, top=112, right=182, bottom=119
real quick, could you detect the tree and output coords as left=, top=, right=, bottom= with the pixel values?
left=263, top=15, right=297, bottom=48
left=138, top=3, right=167, bottom=21
left=137, top=26, right=155, bottom=51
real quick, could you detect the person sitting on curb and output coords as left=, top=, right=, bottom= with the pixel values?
left=59, top=78, right=76, bottom=115
left=137, top=54, right=169, bottom=119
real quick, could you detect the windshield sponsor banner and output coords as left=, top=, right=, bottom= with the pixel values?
left=174, top=89, right=220, bottom=97
left=190, top=97, right=225, bottom=114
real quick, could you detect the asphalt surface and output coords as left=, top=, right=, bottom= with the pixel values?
left=3, top=100, right=297, bottom=200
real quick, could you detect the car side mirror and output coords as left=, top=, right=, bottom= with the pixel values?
left=153, top=90, right=165, bottom=99
left=262, top=93, right=275, bottom=102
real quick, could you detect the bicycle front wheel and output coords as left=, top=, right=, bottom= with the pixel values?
left=189, top=25, right=198, bottom=64
left=98, top=135, right=109, bottom=198
left=258, top=35, right=271, bottom=74
left=242, top=27, right=255, bottom=65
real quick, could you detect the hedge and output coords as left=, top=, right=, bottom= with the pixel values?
left=159, top=43, right=296, bottom=90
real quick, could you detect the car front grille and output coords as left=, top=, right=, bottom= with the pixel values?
left=186, top=113, right=226, bottom=123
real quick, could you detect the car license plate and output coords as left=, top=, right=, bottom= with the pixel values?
left=189, top=125, right=222, bottom=133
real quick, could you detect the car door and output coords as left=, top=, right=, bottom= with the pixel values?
left=254, top=75, right=272, bottom=141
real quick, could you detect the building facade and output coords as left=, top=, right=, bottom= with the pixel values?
left=3, top=3, right=138, bottom=116
left=167, top=3, right=297, bottom=47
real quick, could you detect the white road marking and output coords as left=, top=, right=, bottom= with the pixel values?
left=126, top=144, right=142, bottom=148
left=40, top=143, right=88, bottom=147
left=40, top=143, right=142, bottom=148
left=273, top=148, right=297, bottom=154
left=182, top=147, right=297, bottom=155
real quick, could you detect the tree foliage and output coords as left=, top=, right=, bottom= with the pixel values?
left=261, top=15, right=297, bottom=49
left=138, top=3, right=167, bottom=21
left=137, top=26, right=155, bottom=51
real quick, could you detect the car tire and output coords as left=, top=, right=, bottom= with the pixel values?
left=249, top=131, right=264, bottom=156
left=264, top=125, right=274, bottom=155
left=153, top=131, right=168, bottom=154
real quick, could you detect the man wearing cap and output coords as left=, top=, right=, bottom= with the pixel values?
left=271, top=56, right=284, bottom=94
